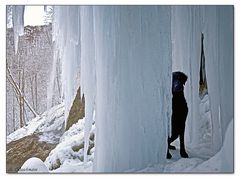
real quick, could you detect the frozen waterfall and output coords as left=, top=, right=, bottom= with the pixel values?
left=52, top=6, right=172, bottom=172
left=11, top=5, right=233, bottom=173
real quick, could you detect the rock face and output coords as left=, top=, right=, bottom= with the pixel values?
left=65, top=87, right=85, bottom=130
left=6, top=134, right=56, bottom=173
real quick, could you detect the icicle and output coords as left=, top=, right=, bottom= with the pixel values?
left=44, top=5, right=47, bottom=12
left=47, top=49, right=58, bottom=109
left=12, top=5, right=25, bottom=54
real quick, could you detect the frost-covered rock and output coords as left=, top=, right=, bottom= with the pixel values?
left=6, top=103, right=65, bottom=173
left=7, top=134, right=56, bottom=173
left=18, top=157, right=48, bottom=173
left=44, top=118, right=95, bottom=171
left=7, top=103, right=65, bottom=144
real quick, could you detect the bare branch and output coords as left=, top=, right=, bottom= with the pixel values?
left=7, top=64, right=39, bottom=117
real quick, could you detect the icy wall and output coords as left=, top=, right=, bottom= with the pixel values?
left=53, top=6, right=172, bottom=172
left=171, top=6, right=234, bottom=154
left=92, top=6, right=171, bottom=172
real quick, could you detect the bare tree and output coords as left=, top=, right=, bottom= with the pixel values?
left=35, top=73, right=38, bottom=111
left=30, top=76, right=35, bottom=110
left=12, top=92, right=15, bottom=131
left=7, top=64, right=39, bottom=120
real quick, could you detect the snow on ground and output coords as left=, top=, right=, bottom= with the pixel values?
left=8, top=94, right=232, bottom=173
left=50, top=160, right=93, bottom=173
left=136, top=92, right=233, bottom=173
left=137, top=93, right=233, bottom=173
left=193, top=119, right=233, bottom=172
left=44, top=118, right=95, bottom=172
left=7, top=103, right=65, bottom=144
left=8, top=101, right=94, bottom=173
left=138, top=118, right=233, bottom=173
left=7, top=94, right=232, bottom=173
left=18, top=157, right=48, bottom=173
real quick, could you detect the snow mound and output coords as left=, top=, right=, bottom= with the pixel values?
left=193, top=119, right=233, bottom=172
left=18, top=157, right=48, bottom=173
left=44, top=118, right=95, bottom=172
left=7, top=103, right=65, bottom=144
left=164, top=158, right=204, bottom=172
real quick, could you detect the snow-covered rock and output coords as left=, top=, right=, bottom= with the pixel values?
left=7, top=103, right=65, bottom=144
left=7, top=134, right=56, bottom=173
left=44, top=118, right=95, bottom=172
left=18, top=157, right=48, bottom=173
left=6, top=103, right=65, bottom=173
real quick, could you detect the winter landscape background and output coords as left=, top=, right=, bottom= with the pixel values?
left=5, top=5, right=233, bottom=173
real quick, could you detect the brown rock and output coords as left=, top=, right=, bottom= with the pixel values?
left=65, top=87, right=85, bottom=131
left=6, top=134, right=56, bottom=173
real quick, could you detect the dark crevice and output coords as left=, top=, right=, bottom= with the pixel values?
left=199, top=33, right=208, bottom=99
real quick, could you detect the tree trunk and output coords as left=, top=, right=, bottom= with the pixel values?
left=7, top=64, right=39, bottom=118
left=35, top=74, right=38, bottom=111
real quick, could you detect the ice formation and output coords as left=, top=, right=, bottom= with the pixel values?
left=171, top=6, right=233, bottom=156
left=10, top=5, right=233, bottom=172
left=52, top=6, right=172, bottom=172
left=12, top=5, right=25, bottom=54
left=93, top=6, right=172, bottom=172
left=51, top=5, right=233, bottom=172
left=52, top=6, right=81, bottom=125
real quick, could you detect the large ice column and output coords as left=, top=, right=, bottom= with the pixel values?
left=53, top=5, right=171, bottom=172
left=79, top=6, right=96, bottom=164
left=216, top=6, right=234, bottom=140
left=171, top=6, right=233, bottom=155
left=52, top=6, right=81, bottom=124
left=12, top=5, right=25, bottom=54
left=199, top=6, right=233, bottom=152
left=92, top=6, right=172, bottom=172
left=201, top=6, right=223, bottom=152
left=171, top=6, right=201, bottom=147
